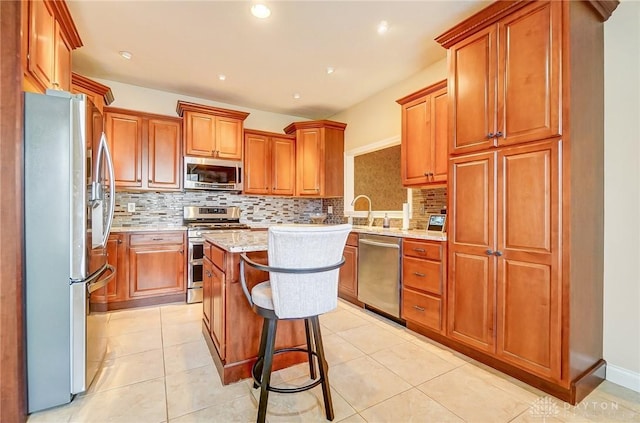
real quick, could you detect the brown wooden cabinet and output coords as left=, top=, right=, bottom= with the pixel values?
left=128, top=232, right=186, bottom=298
left=244, top=129, right=295, bottom=196
left=397, top=80, right=448, bottom=186
left=338, top=232, right=359, bottom=304
left=284, top=120, right=347, bottom=198
left=176, top=101, right=249, bottom=160
left=446, top=1, right=560, bottom=155
left=202, top=256, right=213, bottom=331
left=436, top=0, right=616, bottom=404
left=202, top=241, right=306, bottom=384
left=90, top=233, right=127, bottom=306
left=402, top=239, right=446, bottom=333
left=90, top=231, right=187, bottom=311
left=71, top=72, right=114, bottom=114
left=23, top=0, right=82, bottom=93
left=105, top=108, right=182, bottom=191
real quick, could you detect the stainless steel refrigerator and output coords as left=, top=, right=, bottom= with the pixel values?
left=24, top=90, right=116, bottom=413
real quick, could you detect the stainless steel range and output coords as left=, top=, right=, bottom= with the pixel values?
left=184, top=206, right=250, bottom=303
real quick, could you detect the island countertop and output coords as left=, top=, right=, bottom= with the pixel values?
left=203, top=231, right=268, bottom=253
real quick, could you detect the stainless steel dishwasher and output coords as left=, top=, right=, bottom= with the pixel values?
left=357, top=234, right=402, bottom=318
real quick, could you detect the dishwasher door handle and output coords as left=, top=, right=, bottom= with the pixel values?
left=359, top=239, right=400, bottom=249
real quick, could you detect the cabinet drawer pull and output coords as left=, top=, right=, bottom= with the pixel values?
left=152, top=238, right=164, bottom=241
left=413, top=248, right=426, bottom=253
left=413, top=305, right=425, bottom=312
left=413, top=272, right=425, bottom=277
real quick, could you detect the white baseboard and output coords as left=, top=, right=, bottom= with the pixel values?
left=607, top=363, right=640, bottom=392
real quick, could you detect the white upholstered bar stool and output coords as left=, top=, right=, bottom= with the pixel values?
left=239, top=223, right=352, bottom=423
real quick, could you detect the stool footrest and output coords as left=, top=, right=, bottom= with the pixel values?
left=252, top=347, right=323, bottom=394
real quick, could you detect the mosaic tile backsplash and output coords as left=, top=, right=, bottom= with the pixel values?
left=113, top=191, right=323, bottom=227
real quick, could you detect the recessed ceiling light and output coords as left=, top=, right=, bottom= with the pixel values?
left=377, top=20, right=389, bottom=35
left=119, top=50, right=132, bottom=60
left=326, top=67, right=335, bottom=75
left=251, top=3, right=271, bottom=19
left=218, top=74, right=226, bottom=81
left=292, top=93, right=301, bottom=100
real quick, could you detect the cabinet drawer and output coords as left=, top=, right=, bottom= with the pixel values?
left=346, top=232, right=358, bottom=247
left=402, top=257, right=442, bottom=295
left=403, top=239, right=442, bottom=261
left=129, top=232, right=184, bottom=246
left=402, top=289, right=441, bottom=331
left=210, top=244, right=226, bottom=269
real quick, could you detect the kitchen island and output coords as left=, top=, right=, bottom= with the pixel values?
left=201, top=231, right=307, bottom=385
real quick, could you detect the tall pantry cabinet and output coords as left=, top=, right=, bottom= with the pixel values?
left=436, top=0, right=618, bottom=404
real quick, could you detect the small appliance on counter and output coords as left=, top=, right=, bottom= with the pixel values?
left=183, top=206, right=251, bottom=303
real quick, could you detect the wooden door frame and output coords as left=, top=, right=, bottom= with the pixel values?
left=0, top=1, right=27, bottom=421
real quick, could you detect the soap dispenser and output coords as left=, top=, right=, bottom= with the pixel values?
left=383, top=213, right=390, bottom=228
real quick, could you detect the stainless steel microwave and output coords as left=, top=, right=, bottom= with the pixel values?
left=184, top=156, right=243, bottom=191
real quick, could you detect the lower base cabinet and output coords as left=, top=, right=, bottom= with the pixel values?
left=90, top=231, right=187, bottom=311
left=338, top=232, right=360, bottom=305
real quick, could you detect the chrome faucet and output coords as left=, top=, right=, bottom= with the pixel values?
left=351, top=194, right=374, bottom=227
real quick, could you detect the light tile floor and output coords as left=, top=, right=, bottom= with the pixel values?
left=28, top=300, right=639, bottom=423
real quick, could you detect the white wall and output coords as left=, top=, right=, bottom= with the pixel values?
left=603, top=0, right=640, bottom=392
left=95, top=78, right=308, bottom=134
left=330, top=58, right=447, bottom=151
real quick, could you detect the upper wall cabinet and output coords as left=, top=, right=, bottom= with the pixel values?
left=71, top=72, right=114, bottom=114
left=444, top=0, right=560, bottom=155
left=397, top=80, right=448, bottom=186
left=176, top=101, right=249, bottom=161
left=22, top=0, right=83, bottom=93
left=244, top=129, right=296, bottom=196
left=284, top=120, right=347, bottom=198
left=105, top=108, right=182, bottom=191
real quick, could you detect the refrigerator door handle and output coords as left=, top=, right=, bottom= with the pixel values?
left=102, top=132, right=116, bottom=245
left=86, top=264, right=115, bottom=294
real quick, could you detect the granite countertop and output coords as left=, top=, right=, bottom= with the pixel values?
left=204, top=231, right=268, bottom=253
left=110, top=225, right=187, bottom=233
left=351, top=225, right=447, bottom=242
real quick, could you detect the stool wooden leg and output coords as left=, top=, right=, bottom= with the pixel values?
left=311, top=316, right=334, bottom=421
left=257, top=317, right=277, bottom=423
left=253, top=317, right=270, bottom=389
left=304, top=318, right=317, bottom=380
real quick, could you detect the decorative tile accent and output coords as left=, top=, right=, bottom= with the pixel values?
left=112, top=191, right=322, bottom=227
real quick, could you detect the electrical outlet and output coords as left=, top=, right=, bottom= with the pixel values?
left=328, top=206, right=333, bottom=214
left=253, top=205, right=259, bottom=213
left=127, top=203, right=136, bottom=213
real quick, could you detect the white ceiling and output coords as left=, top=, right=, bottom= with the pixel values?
left=67, top=0, right=488, bottom=119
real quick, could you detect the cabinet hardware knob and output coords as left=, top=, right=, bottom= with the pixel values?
left=496, top=131, right=503, bottom=137
left=487, top=132, right=495, bottom=138
left=413, top=248, right=426, bottom=253
left=118, top=239, right=123, bottom=244
left=179, top=250, right=184, bottom=254
left=413, top=272, right=426, bottom=277
left=413, top=305, right=426, bottom=312
left=424, top=172, right=429, bottom=177
left=486, top=249, right=494, bottom=255
left=494, top=251, right=503, bottom=256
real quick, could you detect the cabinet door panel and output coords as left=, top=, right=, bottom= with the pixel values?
left=338, top=245, right=358, bottom=298
left=498, top=1, right=561, bottom=146
left=431, top=87, right=448, bottom=182
left=215, top=117, right=242, bottom=160
left=185, top=112, right=214, bottom=156
left=244, top=133, right=270, bottom=194
left=129, top=245, right=185, bottom=297
left=202, top=257, right=212, bottom=330
left=211, top=264, right=226, bottom=359
left=402, top=97, right=430, bottom=185
left=53, top=23, right=71, bottom=91
left=448, top=252, right=494, bottom=352
left=28, top=0, right=55, bottom=90
left=105, top=112, right=143, bottom=188
left=271, top=137, right=295, bottom=195
left=296, top=129, right=322, bottom=196
left=497, top=259, right=560, bottom=378
left=450, top=26, right=497, bottom=154
left=90, top=234, right=127, bottom=303
left=148, top=119, right=181, bottom=189
left=449, top=153, right=495, bottom=247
